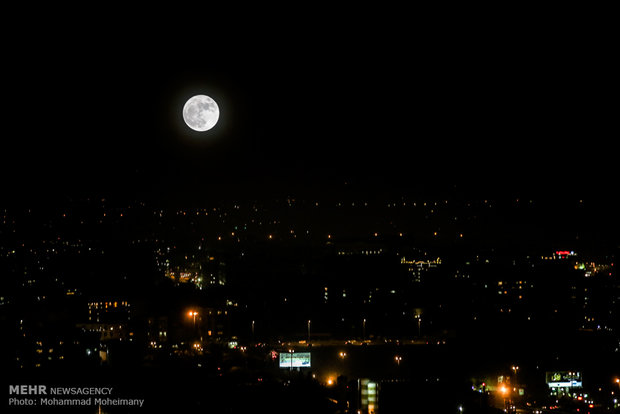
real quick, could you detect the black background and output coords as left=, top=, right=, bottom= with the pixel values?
left=1, top=14, right=616, bottom=207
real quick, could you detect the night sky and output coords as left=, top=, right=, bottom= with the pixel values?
left=2, top=20, right=616, bottom=206
left=1, top=15, right=619, bottom=414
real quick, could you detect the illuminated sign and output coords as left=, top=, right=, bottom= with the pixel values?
left=279, top=352, right=311, bottom=368
left=546, top=371, right=582, bottom=388
left=555, top=251, right=576, bottom=257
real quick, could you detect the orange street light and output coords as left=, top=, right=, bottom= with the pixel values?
left=187, top=311, right=198, bottom=327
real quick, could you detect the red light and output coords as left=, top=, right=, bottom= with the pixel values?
left=482, top=382, right=486, bottom=387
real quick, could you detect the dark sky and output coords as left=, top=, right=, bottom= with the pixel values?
left=1, top=19, right=616, bottom=205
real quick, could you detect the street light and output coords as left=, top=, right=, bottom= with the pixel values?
left=511, top=365, right=520, bottom=386
left=414, top=312, right=422, bottom=337
left=500, top=385, right=512, bottom=413
left=307, top=320, right=311, bottom=342
left=188, top=311, right=198, bottom=328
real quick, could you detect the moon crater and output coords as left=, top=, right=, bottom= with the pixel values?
left=183, top=95, right=219, bottom=132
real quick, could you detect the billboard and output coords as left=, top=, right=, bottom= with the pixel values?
left=279, top=352, right=311, bottom=368
left=546, top=371, right=582, bottom=388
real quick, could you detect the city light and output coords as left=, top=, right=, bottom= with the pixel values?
left=187, top=310, right=199, bottom=321
left=3, top=36, right=618, bottom=414
left=187, top=311, right=198, bottom=327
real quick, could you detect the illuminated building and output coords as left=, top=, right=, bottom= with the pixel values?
left=541, top=250, right=577, bottom=261
left=80, top=300, right=132, bottom=342
left=165, top=258, right=226, bottom=289
left=165, top=265, right=205, bottom=288
left=146, top=316, right=168, bottom=348
left=182, top=306, right=231, bottom=341
left=87, top=300, right=131, bottom=323
left=78, top=322, right=129, bottom=342
left=400, top=257, right=441, bottom=283
left=359, top=379, right=379, bottom=414
left=335, top=241, right=385, bottom=256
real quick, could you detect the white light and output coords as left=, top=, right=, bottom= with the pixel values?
left=183, top=95, right=219, bottom=132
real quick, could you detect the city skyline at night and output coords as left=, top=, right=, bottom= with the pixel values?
left=1, top=15, right=618, bottom=414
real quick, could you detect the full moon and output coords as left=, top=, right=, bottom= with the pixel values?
left=183, top=95, right=220, bottom=132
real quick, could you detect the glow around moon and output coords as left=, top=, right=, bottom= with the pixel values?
left=183, top=95, right=220, bottom=132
